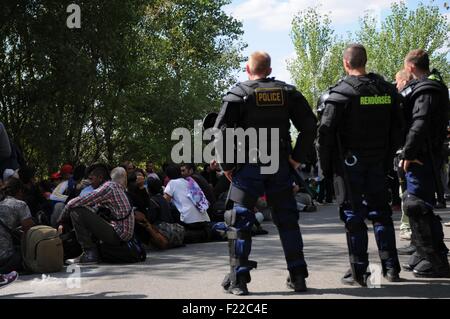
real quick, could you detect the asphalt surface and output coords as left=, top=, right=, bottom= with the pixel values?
left=1, top=204, right=450, bottom=299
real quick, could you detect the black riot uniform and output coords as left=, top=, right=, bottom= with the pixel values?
left=317, top=73, right=404, bottom=285
left=214, top=77, right=317, bottom=295
left=400, top=69, right=450, bottom=278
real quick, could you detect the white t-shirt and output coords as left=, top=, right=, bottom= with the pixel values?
left=164, top=178, right=210, bottom=224
left=49, top=180, right=68, bottom=202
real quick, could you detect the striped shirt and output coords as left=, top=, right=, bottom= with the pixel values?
left=66, top=181, right=134, bottom=241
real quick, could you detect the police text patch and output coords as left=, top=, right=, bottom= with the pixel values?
left=255, top=88, right=284, bottom=107
left=360, top=95, right=392, bottom=105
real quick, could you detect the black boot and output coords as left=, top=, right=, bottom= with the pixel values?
left=384, top=268, right=401, bottom=282
left=67, top=247, right=99, bottom=265
left=402, top=252, right=425, bottom=271
left=341, top=268, right=370, bottom=287
left=413, top=254, right=450, bottom=278
left=286, top=274, right=307, bottom=292
left=286, top=266, right=308, bottom=292
left=221, top=273, right=231, bottom=291
left=227, top=273, right=250, bottom=296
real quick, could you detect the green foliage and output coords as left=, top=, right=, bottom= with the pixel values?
left=0, top=0, right=245, bottom=175
left=289, top=1, right=450, bottom=109
left=288, top=7, right=345, bottom=107
left=358, top=1, right=450, bottom=82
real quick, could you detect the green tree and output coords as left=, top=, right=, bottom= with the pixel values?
left=288, top=2, right=450, bottom=111
left=358, top=1, right=450, bottom=82
left=288, top=7, right=345, bottom=108
left=0, top=0, right=245, bottom=175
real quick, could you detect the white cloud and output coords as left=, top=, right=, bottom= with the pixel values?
left=228, top=0, right=400, bottom=32
left=273, top=51, right=297, bottom=84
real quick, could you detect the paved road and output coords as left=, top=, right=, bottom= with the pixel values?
left=1, top=204, right=450, bottom=299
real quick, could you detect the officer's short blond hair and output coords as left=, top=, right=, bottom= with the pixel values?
left=248, top=51, right=271, bottom=75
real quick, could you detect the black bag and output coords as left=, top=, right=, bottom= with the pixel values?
left=98, top=236, right=146, bottom=263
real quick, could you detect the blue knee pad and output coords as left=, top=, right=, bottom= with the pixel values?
left=227, top=205, right=257, bottom=275
left=369, top=211, right=395, bottom=250
left=233, top=205, right=256, bottom=231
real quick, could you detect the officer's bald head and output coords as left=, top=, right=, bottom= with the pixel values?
left=247, top=51, right=272, bottom=79
left=343, top=44, right=367, bottom=70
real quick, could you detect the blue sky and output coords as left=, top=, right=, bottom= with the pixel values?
left=224, top=0, right=449, bottom=83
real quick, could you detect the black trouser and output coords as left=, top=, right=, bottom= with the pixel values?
left=70, top=207, right=122, bottom=250
left=181, top=221, right=211, bottom=244
left=387, top=171, right=401, bottom=206
left=0, top=250, right=22, bottom=273
left=318, top=177, right=333, bottom=203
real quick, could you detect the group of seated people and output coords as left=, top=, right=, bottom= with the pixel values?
left=0, top=160, right=282, bottom=271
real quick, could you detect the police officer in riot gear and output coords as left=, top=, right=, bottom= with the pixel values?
left=214, top=51, right=317, bottom=295
left=317, top=44, right=403, bottom=286
left=400, top=49, right=450, bottom=278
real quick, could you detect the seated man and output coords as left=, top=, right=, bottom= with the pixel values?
left=49, top=164, right=73, bottom=203
left=163, top=164, right=211, bottom=243
left=62, top=167, right=134, bottom=265
left=0, top=178, right=34, bottom=273
left=293, top=183, right=316, bottom=213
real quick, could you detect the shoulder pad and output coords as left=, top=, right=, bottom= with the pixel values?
left=327, top=79, right=355, bottom=103
left=317, top=91, right=331, bottom=114
left=411, top=78, right=444, bottom=97
left=400, top=79, right=419, bottom=98
left=223, top=84, right=249, bottom=103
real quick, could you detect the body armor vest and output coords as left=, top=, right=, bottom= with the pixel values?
left=328, top=74, right=396, bottom=160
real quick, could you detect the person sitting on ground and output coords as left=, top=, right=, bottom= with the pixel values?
left=293, top=182, right=317, bottom=213
left=127, top=168, right=150, bottom=212
left=55, top=165, right=111, bottom=228
left=201, top=164, right=218, bottom=187
left=18, top=166, right=52, bottom=225
left=163, top=164, right=211, bottom=244
left=147, top=177, right=177, bottom=224
left=65, top=164, right=87, bottom=202
left=2, top=169, right=18, bottom=183
left=146, top=160, right=160, bottom=181
left=62, top=167, right=134, bottom=265
left=144, top=177, right=185, bottom=249
left=0, top=178, right=34, bottom=273
left=79, top=164, right=110, bottom=197
left=181, top=163, right=217, bottom=220
left=122, top=160, right=135, bottom=176
left=127, top=172, right=170, bottom=250
left=49, top=164, right=73, bottom=226
left=49, top=164, right=73, bottom=203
